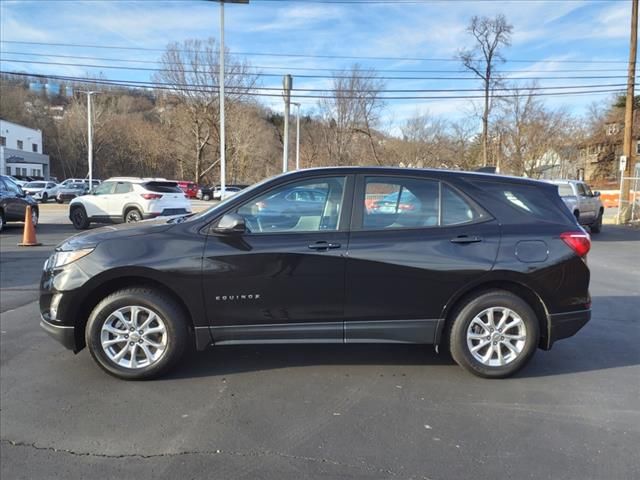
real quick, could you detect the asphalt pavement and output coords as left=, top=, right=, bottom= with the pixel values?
left=1, top=206, right=639, bottom=480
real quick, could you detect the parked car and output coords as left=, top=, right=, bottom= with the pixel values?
left=548, top=180, right=604, bottom=233
left=22, top=181, right=59, bottom=203
left=40, top=167, right=591, bottom=380
left=0, top=175, right=39, bottom=232
left=60, top=178, right=101, bottom=189
left=56, top=183, right=89, bottom=203
left=197, top=185, right=246, bottom=201
left=176, top=181, right=198, bottom=199
left=68, top=177, right=192, bottom=229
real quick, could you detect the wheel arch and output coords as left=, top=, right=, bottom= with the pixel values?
left=72, top=273, right=200, bottom=352
left=122, top=203, right=144, bottom=217
left=439, top=279, right=551, bottom=350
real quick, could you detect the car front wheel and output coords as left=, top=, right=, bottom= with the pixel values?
left=449, top=290, right=539, bottom=378
left=85, top=288, right=189, bottom=380
left=70, top=206, right=90, bottom=229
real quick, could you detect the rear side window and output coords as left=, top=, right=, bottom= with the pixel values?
left=470, top=180, right=572, bottom=224
left=557, top=184, right=574, bottom=197
left=362, top=177, right=484, bottom=230
left=114, top=182, right=132, bottom=194
left=144, top=182, right=182, bottom=193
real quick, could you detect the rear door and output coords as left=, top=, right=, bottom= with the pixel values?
left=108, top=181, right=134, bottom=218
left=576, top=182, right=595, bottom=222
left=344, top=174, right=500, bottom=343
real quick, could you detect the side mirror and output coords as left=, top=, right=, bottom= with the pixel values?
left=213, top=213, right=246, bottom=234
left=593, top=191, right=600, bottom=197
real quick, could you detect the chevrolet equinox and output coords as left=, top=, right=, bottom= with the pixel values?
left=40, top=167, right=591, bottom=379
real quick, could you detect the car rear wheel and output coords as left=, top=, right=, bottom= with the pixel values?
left=41, top=192, right=48, bottom=203
left=71, top=206, right=90, bottom=230
left=0, top=210, right=5, bottom=233
left=125, top=208, right=143, bottom=223
left=202, top=194, right=211, bottom=201
left=85, top=288, right=189, bottom=380
left=449, top=290, right=539, bottom=378
left=591, top=209, right=603, bottom=234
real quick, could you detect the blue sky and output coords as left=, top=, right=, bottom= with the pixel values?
left=0, top=0, right=634, bottom=132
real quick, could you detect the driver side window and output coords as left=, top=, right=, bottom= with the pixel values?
left=236, top=177, right=346, bottom=234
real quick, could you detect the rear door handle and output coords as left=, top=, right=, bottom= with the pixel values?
left=450, top=235, right=482, bottom=244
left=308, top=241, right=341, bottom=250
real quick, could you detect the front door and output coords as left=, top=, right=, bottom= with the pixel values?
left=83, top=181, right=115, bottom=218
left=202, top=175, right=353, bottom=344
left=344, top=175, right=500, bottom=343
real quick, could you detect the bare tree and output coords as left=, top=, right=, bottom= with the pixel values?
left=153, top=38, right=258, bottom=183
left=318, top=65, right=385, bottom=165
left=459, top=14, right=513, bottom=167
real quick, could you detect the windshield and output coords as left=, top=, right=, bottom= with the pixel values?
left=25, top=182, right=46, bottom=188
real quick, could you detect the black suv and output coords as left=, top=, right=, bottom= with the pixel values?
left=0, top=175, right=39, bottom=232
left=40, top=167, right=591, bottom=380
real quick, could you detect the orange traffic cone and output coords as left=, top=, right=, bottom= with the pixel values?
left=18, top=206, right=42, bottom=247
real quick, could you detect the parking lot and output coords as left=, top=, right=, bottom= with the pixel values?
left=1, top=205, right=639, bottom=480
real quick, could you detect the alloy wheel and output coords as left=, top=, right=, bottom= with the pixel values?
left=125, top=210, right=142, bottom=223
left=100, top=306, right=168, bottom=369
left=466, top=307, right=527, bottom=367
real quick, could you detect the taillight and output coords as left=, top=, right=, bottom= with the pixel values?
left=141, top=193, right=162, bottom=200
left=560, top=231, right=591, bottom=257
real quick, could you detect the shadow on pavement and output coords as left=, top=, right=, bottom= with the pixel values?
left=590, top=225, right=640, bottom=242
left=164, top=295, right=640, bottom=380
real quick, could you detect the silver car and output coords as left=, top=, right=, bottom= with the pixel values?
left=549, top=180, right=604, bottom=233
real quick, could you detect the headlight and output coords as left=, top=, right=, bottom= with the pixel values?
left=46, top=248, right=94, bottom=269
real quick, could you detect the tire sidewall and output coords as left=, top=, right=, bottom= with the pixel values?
left=125, top=208, right=142, bottom=223
left=450, top=291, right=540, bottom=378
left=0, top=210, right=5, bottom=232
left=85, top=290, right=187, bottom=380
left=71, top=206, right=89, bottom=229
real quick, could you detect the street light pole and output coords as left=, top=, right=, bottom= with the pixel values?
left=292, top=102, right=301, bottom=170
left=207, top=0, right=249, bottom=198
left=219, top=1, right=226, bottom=199
left=79, top=90, right=98, bottom=187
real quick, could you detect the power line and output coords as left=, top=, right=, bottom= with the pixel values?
left=0, top=40, right=629, bottom=64
left=1, top=58, right=632, bottom=82
left=2, top=71, right=629, bottom=101
left=2, top=50, right=633, bottom=74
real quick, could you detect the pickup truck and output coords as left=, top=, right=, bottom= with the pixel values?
left=549, top=180, right=604, bottom=233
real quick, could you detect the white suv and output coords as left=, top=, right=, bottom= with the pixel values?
left=68, top=178, right=192, bottom=229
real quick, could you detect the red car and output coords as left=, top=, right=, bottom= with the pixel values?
left=176, top=181, right=198, bottom=199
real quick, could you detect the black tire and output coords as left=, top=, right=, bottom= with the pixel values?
left=0, top=210, right=5, bottom=233
left=124, top=208, right=143, bottom=223
left=203, top=194, right=211, bottom=201
left=70, top=206, right=90, bottom=230
left=573, top=210, right=580, bottom=223
left=591, top=209, right=603, bottom=234
left=41, top=192, right=48, bottom=203
left=56, top=197, right=63, bottom=204
left=85, top=288, right=189, bottom=380
left=449, top=290, right=540, bottom=379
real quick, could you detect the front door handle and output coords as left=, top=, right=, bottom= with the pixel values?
left=450, top=235, right=482, bottom=244
left=308, top=241, right=341, bottom=250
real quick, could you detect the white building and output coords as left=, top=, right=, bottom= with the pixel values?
left=0, top=119, right=51, bottom=179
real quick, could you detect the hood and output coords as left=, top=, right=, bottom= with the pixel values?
left=58, top=217, right=177, bottom=251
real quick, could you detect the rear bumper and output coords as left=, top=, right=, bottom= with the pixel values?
left=40, top=315, right=76, bottom=351
left=546, top=309, right=591, bottom=349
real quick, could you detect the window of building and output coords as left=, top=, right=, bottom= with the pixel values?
left=17, top=140, right=23, bottom=150
left=636, top=141, right=640, bottom=155
left=0, top=136, right=6, bottom=146
left=5, top=167, right=10, bottom=175
left=32, top=143, right=38, bottom=153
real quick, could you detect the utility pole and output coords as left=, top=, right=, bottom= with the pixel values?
left=619, top=0, right=638, bottom=224
left=282, top=74, right=292, bottom=173
left=79, top=91, right=99, bottom=187
left=292, top=102, right=301, bottom=170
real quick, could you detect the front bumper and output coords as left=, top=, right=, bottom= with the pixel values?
left=40, top=315, right=76, bottom=351
left=546, top=308, right=591, bottom=349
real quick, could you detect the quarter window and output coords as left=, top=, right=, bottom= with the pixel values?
left=237, top=177, right=346, bottom=233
